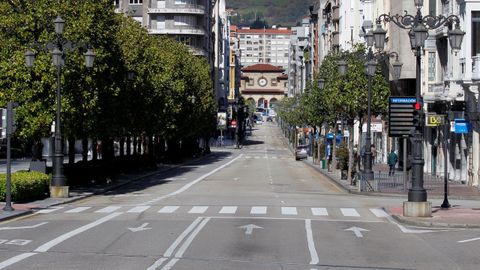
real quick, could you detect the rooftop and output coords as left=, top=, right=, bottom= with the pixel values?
left=242, top=64, right=285, bottom=72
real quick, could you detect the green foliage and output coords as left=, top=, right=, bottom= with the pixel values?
left=228, top=0, right=315, bottom=27
left=0, top=0, right=216, bottom=148
left=0, top=171, right=49, bottom=201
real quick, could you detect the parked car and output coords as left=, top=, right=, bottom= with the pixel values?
left=295, top=145, right=308, bottom=160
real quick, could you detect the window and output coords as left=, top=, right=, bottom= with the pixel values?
left=248, top=78, right=254, bottom=86
left=174, top=15, right=195, bottom=26
left=114, top=0, right=120, bottom=8
left=129, top=0, right=142, bottom=4
left=271, top=78, right=277, bottom=86
left=175, top=0, right=194, bottom=4
left=472, top=11, right=480, bottom=56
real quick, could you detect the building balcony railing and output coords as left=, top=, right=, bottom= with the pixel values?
left=148, top=27, right=206, bottom=36
left=189, top=46, right=208, bottom=57
left=332, top=5, right=340, bottom=22
left=147, top=5, right=205, bottom=15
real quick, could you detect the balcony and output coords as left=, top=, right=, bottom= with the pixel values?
left=332, top=5, right=340, bottom=22
left=148, top=27, right=206, bottom=36
left=147, top=5, right=205, bottom=15
left=472, top=54, right=480, bottom=81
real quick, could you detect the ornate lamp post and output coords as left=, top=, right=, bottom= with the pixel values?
left=25, top=15, right=95, bottom=198
left=375, top=0, right=464, bottom=216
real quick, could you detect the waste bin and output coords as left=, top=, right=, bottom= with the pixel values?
left=321, top=159, right=326, bottom=169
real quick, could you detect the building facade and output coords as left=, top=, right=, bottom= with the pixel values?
left=240, top=64, right=288, bottom=110
left=237, top=27, right=292, bottom=69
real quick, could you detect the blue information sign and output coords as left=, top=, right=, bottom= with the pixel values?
left=454, top=119, right=471, bottom=134
left=389, top=97, right=416, bottom=104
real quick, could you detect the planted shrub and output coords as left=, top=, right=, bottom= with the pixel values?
left=0, top=171, right=49, bottom=202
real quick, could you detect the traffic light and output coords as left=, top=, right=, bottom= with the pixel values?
left=412, top=101, right=424, bottom=127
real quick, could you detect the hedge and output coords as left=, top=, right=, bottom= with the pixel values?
left=0, top=171, right=49, bottom=202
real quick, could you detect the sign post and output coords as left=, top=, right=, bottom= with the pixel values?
left=388, top=97, right=416, bottom=137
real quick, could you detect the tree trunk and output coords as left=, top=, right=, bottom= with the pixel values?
left=332, top=122, right=338, bottom=172
left=126, top=136, right=131, bottom=156
left=347, top=122, right=355, bottom=185
left=119, top=137, right=125, bottom=157
left=68, top=137, right=75, bottom=165
left=358, top=118, right=364, bottom=172
left=82, top=138, right=88, bottom=162
left=92, top=139, right=98, bottom=161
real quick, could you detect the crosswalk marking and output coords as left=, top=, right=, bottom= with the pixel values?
left=281, top=207, right=298, bottom=215
left=219, top=206, right=237, bottom=214
left=37, top=207, right=63, bottom=214
left=311, top=208, right=328, bottom=216
left=65, top=207, right=91, bottom=213
left=127, top=206, right=151, bottom=213
left=95, top=206, right=122, bottom=213
left=340, top=208, right=360, bottom=217
left=369, top=208, right=389, bottom=218
left=188, top=206, right=208, bottom=214
left=36, top=205, right=388, bottom=219
left=251, top=206, right=267, bottom=215
left=158, top=206, right=179, bottom=213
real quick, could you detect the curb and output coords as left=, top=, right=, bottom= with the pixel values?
left=0, top=209, right=34, bottom=223
left=390, top=213, right=480, bottom=229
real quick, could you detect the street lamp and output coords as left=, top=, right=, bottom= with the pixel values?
left=441, top=95, right=453, bottom=209
left=25, top=15, right=95, bottom=198
left=376, top=0, right=464, bottom=215
left=318, top=78, right=325, bottom=90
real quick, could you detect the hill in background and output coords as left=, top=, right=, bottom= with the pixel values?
left=227, top=0, right=315, bottom=27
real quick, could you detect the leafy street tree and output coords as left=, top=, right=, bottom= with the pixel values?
left=0, top=0, right=217, bottom=180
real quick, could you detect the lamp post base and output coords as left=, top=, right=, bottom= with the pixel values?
left=50, top=186, right=69, bottom=198
left=403, top=201, right=432, bottom=217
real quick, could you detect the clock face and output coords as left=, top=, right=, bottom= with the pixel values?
left=258, top=77, right=267, bottom=87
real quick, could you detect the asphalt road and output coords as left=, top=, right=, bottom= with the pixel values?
left=0, top=122, right=479, bottom=269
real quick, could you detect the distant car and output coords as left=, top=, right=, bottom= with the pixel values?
left=295, top=145, right=308, bottom=160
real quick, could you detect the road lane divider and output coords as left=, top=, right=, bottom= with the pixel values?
left=141, top=154, right=243, bottom=205
left=0, top=253, right=36, bottom=269
left=147, top=217, right=208, bottom=270
left=305, top=219, right=319, bottom=265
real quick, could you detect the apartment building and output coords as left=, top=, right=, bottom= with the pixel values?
left=237, top=27, right=292, bottom=69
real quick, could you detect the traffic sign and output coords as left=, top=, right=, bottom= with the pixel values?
left=425, top=114, right=445, bottom=127
left=454, top=119, right=471, bottom=134
left=388, top=96, right=416, bottom=137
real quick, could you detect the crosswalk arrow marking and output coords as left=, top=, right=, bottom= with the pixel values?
left=128, top=223, right=151, bottom=232
left=345, top=226, right=369, bottom=238
left=238, top=224, right=263, bottom=235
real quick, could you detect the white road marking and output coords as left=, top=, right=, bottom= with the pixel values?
left=0, top=253, right=37, bottom=269
left=188, top=206, right=208, bottom=214
left=146, top=258, right=168, bottom=270
left=305, top=219, right=319, bottom=265
left=142, top=155, right=243, bottom=205
left=127, top=206, right=151, bottom=213
left=0, top=222, right=48, bottom=231
left=345, top=226, right=369, bottom=238
left=158, top=206, right=179, bottom=213
left=35, top=212, right=122, bottom=253
left=238, top=224, right=263, bottom=235
left=37, top=207, right=63, bottom=214
left=281, top=207, right=298, bottom=215
left=341, top=208, right=360, bottom=217
left=95, top=206, right=122, bottom=213
left=250, top=206, right=267, bottom=215
left=65, top=207, right=91, bottom=213
left=128, top=223, right=151, bottom=232
left=311, top=208, right=328, bottom=216
left=458, top=237, right=480, bottom=243
left=172, top=218, right=210, bottom=258
left=163, top=217, right=203, bottom=257
left=370, top=208, right=389, bottom=218
left=385, top=215, right=437, bottom=234
left=219, top=206, right=237, bottom=214
left=160, top=258, right=179, bottom=270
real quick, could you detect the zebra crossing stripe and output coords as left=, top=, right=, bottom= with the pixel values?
left=340, top=208, right=360, bottom=217
left=369, top=208, right=389, bottom=218
left=188, top=206, right=208, bottom=214
left=219, top=206, right=237, bottom=214
left=311, top=208, right=328, bottom=216
left=281, top=207, right=298, bottom=215
left=251, top=206, right=267, bottom=215
left=65, top=207, right=91, bottom=213
left=37, top=207, right=64, bottom=214
left=127, top=206, right=151, bottom=213
left=95, top=206, right=122, bottom=213
left=158, top=206, right=179, bottom=213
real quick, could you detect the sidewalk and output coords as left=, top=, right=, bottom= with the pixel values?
left=302, top=155, right=480, bottom=228
left=0, top=157, right=200, bottom=222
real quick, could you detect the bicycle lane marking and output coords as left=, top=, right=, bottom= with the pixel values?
left=0, top=212, right=123, bottom=269
left=141, top=154, right=243, bottom=205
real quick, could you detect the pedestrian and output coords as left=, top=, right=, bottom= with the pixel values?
left=387, top=149, right=398, bottom=176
